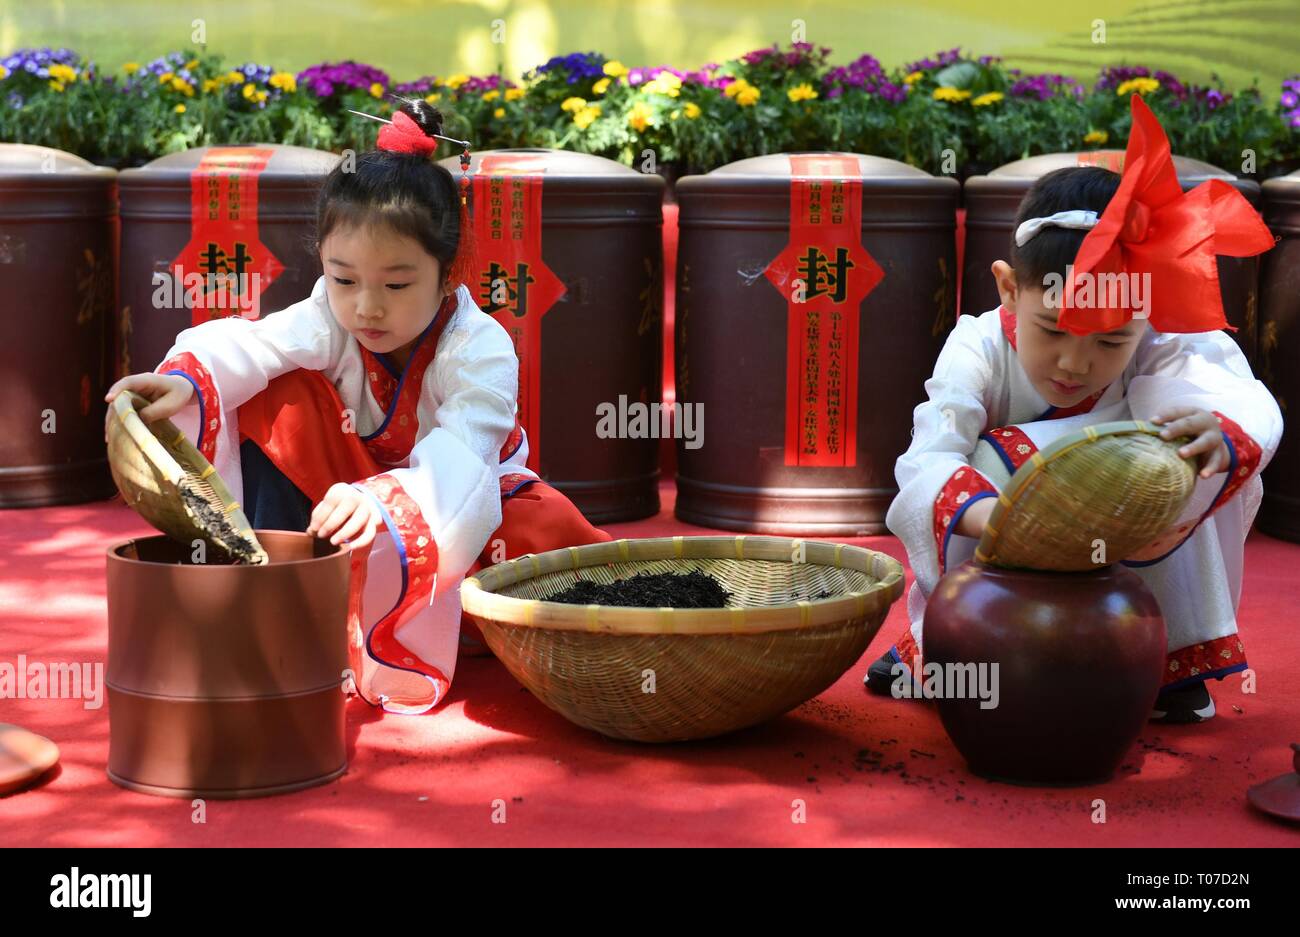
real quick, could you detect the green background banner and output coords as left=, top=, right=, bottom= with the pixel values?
left=3, top=0, right=1295, bottom=94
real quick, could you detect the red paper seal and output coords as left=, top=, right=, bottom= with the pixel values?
left=171, top=147, right=284, bottom=327
left=469, top=154, right=566, bottom=474
left=765, top=154, right=882, bottom=467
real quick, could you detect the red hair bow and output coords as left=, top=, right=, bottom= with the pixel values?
left=1059, top=94, right=1275, bottom=335
left=376, top=110, right=438, bottom=156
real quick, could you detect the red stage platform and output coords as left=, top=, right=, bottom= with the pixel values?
left=1, top=480, right=1296, bottom=847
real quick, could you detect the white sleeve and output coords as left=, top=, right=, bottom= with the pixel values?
left=354, top=303, right=519, bottom=584
left=1128, top=329, right=1282, bottom=470
left=885, top=314, right=1002, bottom=597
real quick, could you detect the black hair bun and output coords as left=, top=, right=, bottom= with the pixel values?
left=399, top=98, right=445, bottom=140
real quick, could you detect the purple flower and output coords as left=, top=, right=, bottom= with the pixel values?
left=297, top=60, right=391, bottom=98
left=7, top=92, right=23, bottom=109
left=526, top=52, right=605, bottom=84
left=822, top=53, right=902, bottom=101
left=395, top=74, right=439, bottom=95
left=904, top=47, right=962, bottom=74
left=1009, top=73, right=1084, bottom=101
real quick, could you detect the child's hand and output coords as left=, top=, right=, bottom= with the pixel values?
left=103, top=373, right=195, bottom=441
left=1152, top=406, right=1231, bottom=479
left=956, top=497, right=997, bottom=538
left=307, top=482, right=383, bottom=549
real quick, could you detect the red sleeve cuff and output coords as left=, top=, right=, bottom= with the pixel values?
left=352, top=473, right=444, bottom=680
left=155, top=352, right=221, bottom=464
left=1209, top=410, right=1263, bottom=514
left=933, top=467, right=998, bottom=574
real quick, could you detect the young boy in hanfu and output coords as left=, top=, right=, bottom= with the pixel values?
left=865, top=95, right=1282, bottom=724
left=106, top=100, right=611, bottom=714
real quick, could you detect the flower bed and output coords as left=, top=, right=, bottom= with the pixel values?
left=1, top=43, right=1296, bottom=178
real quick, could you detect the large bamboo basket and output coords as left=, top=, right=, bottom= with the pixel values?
left=461, top=536, right=905, bottom=742
left=106, top=390, right=268, bottom=564
left=975, top=421, right=1196, bottom=572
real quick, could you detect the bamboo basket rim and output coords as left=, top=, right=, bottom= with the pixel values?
left=975, top=419, right=1187, bottom=565
left=109, top=389, right=267, bottom=563
left=460, top=535, right=905, bottom=636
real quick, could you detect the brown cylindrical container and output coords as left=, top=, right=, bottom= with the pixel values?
left=106, top=530, right=350, bottom=798
left=117, top=144, right=340, bottom=378
left=1258, top=170, right=1300, bottom=543
left=674, top=153, right=959, bottom=534
left=438, top=148, right=665, bottom=523
left=924, top=561, right=1166, bottom=786
left=0, top=144, right=117, bottom=507
left=962, top=152, right=1262, bottom=365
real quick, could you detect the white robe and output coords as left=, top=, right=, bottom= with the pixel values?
left=153, top=276, right=537, bottom=713
left=886, top=304, right=1282, bottom=685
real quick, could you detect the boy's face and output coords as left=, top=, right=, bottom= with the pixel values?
left=320, top=223, right=448, bottom=363
left=992, top=260, right=1145, bottom=408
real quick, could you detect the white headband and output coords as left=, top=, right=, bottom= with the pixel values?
left=1014, top=209, right=1100, bottom=247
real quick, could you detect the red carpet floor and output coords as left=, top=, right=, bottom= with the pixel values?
left=1, top=481, right=1297, bottom=847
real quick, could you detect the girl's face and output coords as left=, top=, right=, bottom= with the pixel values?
left=992, top=260, right=1145, bottom=408
left=320, top=223, right=448, bottom=366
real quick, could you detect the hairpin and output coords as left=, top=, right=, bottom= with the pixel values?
left=345, top=108, right=470, bottom=148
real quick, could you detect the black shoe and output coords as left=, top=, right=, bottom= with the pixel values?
left=864, top=652, right=900, bottom=696
left=1150, top=681, right=1216, bottom=724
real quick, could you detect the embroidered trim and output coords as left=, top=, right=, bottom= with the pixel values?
left=499, top=471, right=537, bottom=500
left=352, top=473, right=445, bottom=698
left=359, top=294, right=457, bottom=466
left=156, top=352, right=220, bottom=464
left=1162, top=635, right=1247, bottom=689
left=933, top=467, right=999, bottom=575
left=980, top=426, right=1037, bottom=475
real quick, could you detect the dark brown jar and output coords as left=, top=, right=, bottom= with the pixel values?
left=1257, top=169, right=1300, bottom=543
left=674, top=153, right=959, bottom=534
left=117, top=144, right=340, bottom=378
left=439, top=148, right=666, bottom=523
left=0, top=144, right=117, bottom=507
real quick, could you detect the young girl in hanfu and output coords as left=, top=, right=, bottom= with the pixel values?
left=865, top=95, right=1282, bottom=724
left=105, top=101, right=612, bottom=714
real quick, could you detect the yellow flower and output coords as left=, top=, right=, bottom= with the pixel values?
left=724, top=78, right=753, bottom=99
left=592, top=77, right=611, bottom=95
left=561, top=96, right=587, bottom=113
left=1116, top=77, right=1160, bottom=96
left=444, top=74, right=469, bottom=89
left=185, top=59, right=198, bottom=70
left=123, top=62, right=140, bottom=74
left=254, top=90, right=268, bottom=104
left=627, top=101, right=653, bottom=132
left=735, top=85, right=760, bottom=107
left=505, top=87, right=525, bottom=101
left=933, top=86, right=972, bottom=102
left=0, top=66, right=8, bottom=80
left=904, top=70, right=924, bottom=85
left=788, top=82, right=818, bottom=103
left=494, top=107, right=506, bottom=118
left=202, top=78, right=218, bottom=94
left=972, top=91, right=1004, bottom=107
left=158, top=71, right=174, bottom=84
left=174, top=104, right=186, bottom=113
left=684, top=101, right=701, bottom=119
left=171, top=77, right=194, bottom=96
left=269, top=72, right=297, bottom=93
left=49, top=80, right=65, bottom=92
left=603, top=60, right=628, bottom=78
left=242, top=82, right=257, bottom=100
left=425, top=92, right=442, bottom=103
left=482, top=90, right=500, bottom=101
left=643, top=72, right=682, bottom=97
left=574, top=104, right=601, bottom=130
left=369, top=82, right=384, bottom=98
left=1084, top=130, right=1109, bottom=145
left=225, top=70, right=245, bottom=85
left=49, top=64, right=78, bottom=84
